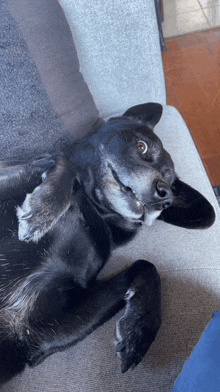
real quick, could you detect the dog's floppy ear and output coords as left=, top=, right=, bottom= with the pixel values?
left=123, top=103, right=163, bottom=130
left=158, top=178, right=215, bottom=229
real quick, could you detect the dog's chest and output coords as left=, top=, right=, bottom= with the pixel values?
left=47, top=200, right=111, bottom=287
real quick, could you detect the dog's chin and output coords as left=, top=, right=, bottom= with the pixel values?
left=102, top=187, right=162, bottom=227
left=102, top=188, right=144, bottom=220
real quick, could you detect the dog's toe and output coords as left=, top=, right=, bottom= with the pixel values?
left=17, top=195, right=34, bottom=242
left=17, top=206, right=39, bottom=243
left=17, top=214, right=31, bottom=242
left=115, top=316, right=143, bottom=373
left=115, top=333, right=135, bottom=373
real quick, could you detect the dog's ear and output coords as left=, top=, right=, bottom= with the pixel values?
left=123, top=103, right=163, bottom=130
left=158, top=178, right=215, bottom=229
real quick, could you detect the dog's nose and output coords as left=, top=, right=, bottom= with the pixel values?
left=154, top=180, right=173, bottom=209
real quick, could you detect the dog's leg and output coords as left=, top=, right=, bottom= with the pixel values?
left=0, top=156, right=57, bottom=239
left=25, top=260, right=161, bottom=373
left=0, top=329, right=27, bottom=384
left=0, top=155, right=55, bottom=201
left=17, top=155, right=76, bottom=242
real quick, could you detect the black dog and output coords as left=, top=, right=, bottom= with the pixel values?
left=0, top=103, right=215, bottom=383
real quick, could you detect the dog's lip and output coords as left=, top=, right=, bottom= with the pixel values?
left=108, top=164, right=145, bottom=208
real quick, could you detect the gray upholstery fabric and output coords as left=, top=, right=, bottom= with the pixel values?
left=0, top=0, right=62, bottom=161
left=58, top=0, right=166, bottom=119
left=1, top=0, right=220, bottom=391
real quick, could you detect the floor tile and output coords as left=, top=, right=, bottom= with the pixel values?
left=163, top=28, right=220, bottom=184
left=163, top=9, right=210, bottom=37
left=198, top=0, right=220, bottom=9
left=163, top=0, right=201, bottom=16
left=203, top=6, right=220, bottom=27
left=172, top=31, right=209, bottom=48
left=203, top=155, right=220, bottom=185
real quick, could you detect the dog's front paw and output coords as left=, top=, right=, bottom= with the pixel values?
left=17, top=190, right=52, bottom=242
left=17, top=155, right=75, bottom=242
left=115, top=288, right=161, bottom=373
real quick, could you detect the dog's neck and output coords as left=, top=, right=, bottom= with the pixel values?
left=73, top=180, right=141, bottom=248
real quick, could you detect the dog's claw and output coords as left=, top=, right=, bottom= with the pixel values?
left=116, top=341, right=125, bottom=352
left=121, top=359, right=132, bottom=374
left=22, top=234, right=31, bottom=242
left=21, top=213, right=33, bottom=220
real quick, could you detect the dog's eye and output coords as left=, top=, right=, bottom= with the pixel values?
left=137, top=141, right=148, bottom=154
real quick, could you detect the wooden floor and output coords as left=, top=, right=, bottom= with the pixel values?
left=162, top=28, right=220, bottom=186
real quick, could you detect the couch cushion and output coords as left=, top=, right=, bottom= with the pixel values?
left=58, top=0, right=166, bottom=119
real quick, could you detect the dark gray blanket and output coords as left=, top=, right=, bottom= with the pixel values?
left=0, top=0, right=100, bottom=161
left=0, top=0, right=65, bottom=160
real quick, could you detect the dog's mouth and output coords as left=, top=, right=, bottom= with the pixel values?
left=110, top=166, right=145, bottom=210
left=102, top=163, right=146, bottom=222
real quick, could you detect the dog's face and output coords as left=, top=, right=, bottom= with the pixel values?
left=98, top=118, right=175, bottom=226
left=75, top=103, right=215, bottom=230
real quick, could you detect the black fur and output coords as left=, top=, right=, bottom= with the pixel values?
left=0, top=103, right=215, bottom=383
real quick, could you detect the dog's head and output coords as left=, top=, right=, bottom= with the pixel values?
left=75, top=103, right=215, bottom=230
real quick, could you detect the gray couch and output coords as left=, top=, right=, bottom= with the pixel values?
left=1, top=0, right=220, bottom=391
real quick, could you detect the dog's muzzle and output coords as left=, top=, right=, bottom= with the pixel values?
left=102, top=161, right=174, bottom=224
